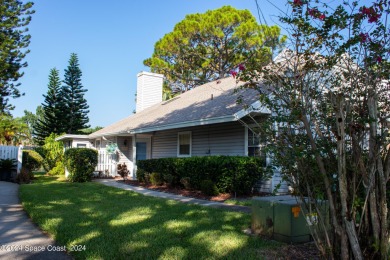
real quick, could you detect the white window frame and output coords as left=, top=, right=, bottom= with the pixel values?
left=177, top=131, right=192, bottom=157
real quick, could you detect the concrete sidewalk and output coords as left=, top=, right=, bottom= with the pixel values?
left=94, top=179, right=251, bottom=214
left=0, top=181, right=72, bottom=260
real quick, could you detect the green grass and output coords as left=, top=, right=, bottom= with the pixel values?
left=20, top=176, right=279, bottom=259
left=32, top=171, right=46, bottom=176
left=224, top=199, right=252, bottom=207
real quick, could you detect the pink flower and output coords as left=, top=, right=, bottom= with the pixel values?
left=308, top=8, right=316, bottom=16
left=361, top=6, right=381, bottom=23
left=368, top=13, right=381, bottom=23
left=230, top=70, right=237, bottom=78
left=359, top=33, right=369, bottom=43
left=377, top=56, right=382, bottom=63
left=293, top=0, right=303, bottom=6
left=319, top=14, right=325, bottom=20
left=238, top=64, right=245, bottom=71
left=361, top=7, right=371, bottom=15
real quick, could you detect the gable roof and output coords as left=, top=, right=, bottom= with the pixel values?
left=90, top=76, right=265, bottom=138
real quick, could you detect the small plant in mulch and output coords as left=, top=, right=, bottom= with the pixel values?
left=200, top=179, right=219, bottom=196
left=150, top=172, right=163, bottom=186
left=163, top=173, right=175, bottom=187
left=117, top=163, right=129, bottom=181
left=180, top=177, right=191, bottom=190
left=16, top=166, right=34, bottom=184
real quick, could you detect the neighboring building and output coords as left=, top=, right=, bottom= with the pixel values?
left=57, top=71, right=287, bottom=193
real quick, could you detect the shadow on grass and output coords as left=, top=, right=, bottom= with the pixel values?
left=20, top=177, right=278, bottom=259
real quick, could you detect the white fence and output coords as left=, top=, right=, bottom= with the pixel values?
left=96, top=150, right=117, bottom=176
left=0, top=145, right=23, bottom=174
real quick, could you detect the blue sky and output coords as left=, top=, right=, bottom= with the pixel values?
left=12, top=0, right=289, bottom=127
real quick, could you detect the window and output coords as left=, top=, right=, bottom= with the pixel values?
left=247, top=128, right=266, bottom=166
left=178, top=131, right=191, bottom=157
left=95, top=140, right=101, bottom=149
left=77, top=143, right=87, bottom=148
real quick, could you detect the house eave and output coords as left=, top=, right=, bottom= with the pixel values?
left=234, top=100, right=271, bottom=120
left=55, top=134, right=91, bottom=141
left=129, top=115, right=236, bottom=134
left=89, top=101, right=271, bottom=138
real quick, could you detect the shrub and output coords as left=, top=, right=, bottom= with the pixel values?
left=47, top=161, right=65, bottom=176
left=137, top=156, right=265, bottom=194
left=117, top=163, right=129, bottom=180
left=200, top=179, right=219, bottom=196
left=64, top=148, right=98, bottom=182
left=163, top=173, right=175, bottom=187
left=180, top=177, right=191, bottom=190
left=22, top=150, right=43, bottom=171
left=150, top=172, right=163, bottom=186
left=35, top=134, right=64, bottom=173
left=16, top=166, right=34, bottom=184
left=136, top=168, right=146, bottom=183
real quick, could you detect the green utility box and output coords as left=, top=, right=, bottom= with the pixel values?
left=252, top=195, right=328, bottom=243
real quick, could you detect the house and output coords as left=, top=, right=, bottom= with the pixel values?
left=57, top=71, right=288, bottom=193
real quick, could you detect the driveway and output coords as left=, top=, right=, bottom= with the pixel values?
left=0, top=181, right=71, bottom=260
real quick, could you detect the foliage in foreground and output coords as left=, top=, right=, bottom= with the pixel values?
left=64, top=148, right=97, bottom=182
left=239, top=0, right=389, bottom=259
left=20, top=176, right=278, bottom=259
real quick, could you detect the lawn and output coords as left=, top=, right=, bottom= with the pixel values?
left=20, top=176, right=279, bottom=259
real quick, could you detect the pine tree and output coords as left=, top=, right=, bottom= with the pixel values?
left=34, top=68, right=64, bottom=144
left=0, top=0, right=34, bottom=112
left=61, top=53, right=89, bottom=133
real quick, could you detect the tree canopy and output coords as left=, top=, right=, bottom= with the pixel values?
left=0, top=0, right=34, bottom=112
left=144, top=5, right=286, bottom=94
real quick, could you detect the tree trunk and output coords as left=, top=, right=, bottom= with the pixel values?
left=333, top=93, right=363, bottom=260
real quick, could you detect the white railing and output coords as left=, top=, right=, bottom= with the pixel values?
left=96, top=150, right=117, bottom=176
left=0, top=145, right=23, bottom=174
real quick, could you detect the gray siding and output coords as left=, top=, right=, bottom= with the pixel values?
left=152, top=122, right=245, bottom=158
left=117, top=136, right=133, bottom=164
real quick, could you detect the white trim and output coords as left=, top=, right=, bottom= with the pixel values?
left=131, top=134, right=137, bottom=180
left=131, top=115, right=234, bottom=135
left=234, top=100, right=271, bottom=120
left=56, top=134, right=90, bottom=141
left=177, top=131, right=192, bottom=157
left=244, top=126, right=248, bottom=156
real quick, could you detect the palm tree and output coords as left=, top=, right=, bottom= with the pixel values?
left=0, top=114, right=29, bottom=145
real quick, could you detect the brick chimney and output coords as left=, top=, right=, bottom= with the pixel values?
left=136, top=71, right=163, bottom=113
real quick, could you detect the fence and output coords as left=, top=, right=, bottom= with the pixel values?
left=96, top=150, right=117, bottom=176
left=0, top=145, right=23, bottom=174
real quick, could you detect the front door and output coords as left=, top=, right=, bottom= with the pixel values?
left=136, top=142, right=147, bottom=161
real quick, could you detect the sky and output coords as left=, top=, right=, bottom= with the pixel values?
left=11, top=0, right=291, bottom=127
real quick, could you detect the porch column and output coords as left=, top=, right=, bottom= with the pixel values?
left=131, top=134, right=137, bottom=180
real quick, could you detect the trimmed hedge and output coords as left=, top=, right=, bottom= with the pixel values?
left=64, top=148, right=98, bottom=182
left=137, top=156, right=265, bottom=195
left=22, top=150, right=44, bottom=171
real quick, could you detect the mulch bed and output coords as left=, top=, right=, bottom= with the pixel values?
left=118, top=177, right=260, bottom=202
